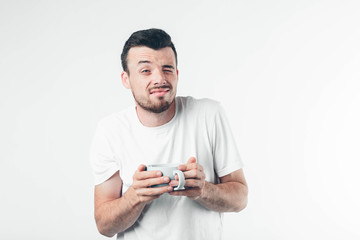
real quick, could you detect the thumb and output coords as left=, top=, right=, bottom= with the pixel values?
left=179, top=157, right=197, bottom=171
left=187, top=156, right=197, bottom=164
left=137, top=164, right=147, bottom=172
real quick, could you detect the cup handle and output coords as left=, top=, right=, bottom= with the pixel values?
left=173, top=170, right=185, bottom=191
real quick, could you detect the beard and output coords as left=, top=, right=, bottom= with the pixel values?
left=132, top=87, right=175, bottom=113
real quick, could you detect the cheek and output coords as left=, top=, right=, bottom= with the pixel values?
left=134, top=85, right=147, bottom=95
left=171, top=78, right=178, bottom=88
left=132, top=77, right=150, bottom=91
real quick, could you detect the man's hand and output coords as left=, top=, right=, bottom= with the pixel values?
left=130, top=164, right=173, bottom=203
left=169, top=157, right=206, bottom=200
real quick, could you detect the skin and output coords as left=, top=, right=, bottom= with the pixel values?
left=169, top=157, right=248, bottom=212
left=121, top=46, right=179, bottom=127
left=94, top=46, right=248, bottom=237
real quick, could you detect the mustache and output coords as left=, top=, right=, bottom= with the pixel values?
left=149, top=85, right=172, bottom=91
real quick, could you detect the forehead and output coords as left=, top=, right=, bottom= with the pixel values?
left=127, top=46, right=176, bottom=67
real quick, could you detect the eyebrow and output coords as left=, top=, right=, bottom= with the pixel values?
left=137, top=61, right=175, bottom=69
left=138, top=60, right=151, bottom=65
left=163, top=65, right=175, bottom=69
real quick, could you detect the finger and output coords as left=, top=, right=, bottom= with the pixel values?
left=136, top=185, right=173, bottom=196
left=178, top=157, right=196, bottom=171
left=187, top=157, right=197, bottom=164
left=169, top=176, right=205, bottom=188
left=141, top=176, right=171, bottom=188
left=170, top=178, right=202, bottom=188
left=133, top=176, right=170, bottom=189
left=179, top=163, right=204, bottom=173
left=183, top=168, right=205, bottom=179
left=134, top=170, right=162, bottom=180
left=137, top=164, right=146, bottom=171
left=178, top=162, right=197, bottom=171
left=169, top=179, right=178, bottom=187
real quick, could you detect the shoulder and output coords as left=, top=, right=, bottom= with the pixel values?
left=177, top=96, right=222, bottom=112
left=177, top=96, right=224, bottom=118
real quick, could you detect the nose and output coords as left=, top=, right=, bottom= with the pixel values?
left=153, top=68, right=167, bottom=85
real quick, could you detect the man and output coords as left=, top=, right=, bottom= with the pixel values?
left=90, top=28, right=248, bottom=240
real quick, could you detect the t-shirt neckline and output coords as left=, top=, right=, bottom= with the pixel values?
left=132, top=98, right=179, bottom=133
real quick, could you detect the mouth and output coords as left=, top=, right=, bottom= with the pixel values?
left=150, top=87, right=170, bottom=97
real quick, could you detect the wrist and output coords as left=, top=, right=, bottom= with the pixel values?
left=193, top=181, right=210, bottom=201
left=124, top=186, right=144, bottom=209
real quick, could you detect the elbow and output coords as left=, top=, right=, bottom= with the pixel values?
left=95, top=215, right=117, bottom=238
left=96, top=223, right=116, bottom=238
left=233, top=196, right=248, bottom=212
left=233, top=184, right=248, bottom=212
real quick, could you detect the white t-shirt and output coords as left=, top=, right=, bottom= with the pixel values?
left=90, top=96, right=244, bottom=240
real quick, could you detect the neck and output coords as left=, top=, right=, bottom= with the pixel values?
left=135, top=101, right=176, bottom=127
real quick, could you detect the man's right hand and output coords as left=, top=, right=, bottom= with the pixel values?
left=130, top=164, right=172, bottom=203
left=94, top=166, right=172, bottom=237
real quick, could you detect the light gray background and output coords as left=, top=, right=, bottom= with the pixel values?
left=1, top=0, right=360, bottom=239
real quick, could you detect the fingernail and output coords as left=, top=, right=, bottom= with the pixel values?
left=156, top=171, right=162, bottom=177
left=168, top=186, right=173, bottom=191
left=163, top=177, right=169, bottom=182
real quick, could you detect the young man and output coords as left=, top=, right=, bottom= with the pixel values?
left=90, top=28, right=248, bottom=240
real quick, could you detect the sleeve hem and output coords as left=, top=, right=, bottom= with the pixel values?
left=93, top=167, right=119, bottom=186
left=216, top=163, right=244, bottom=178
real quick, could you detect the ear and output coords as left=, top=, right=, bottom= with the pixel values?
left=121, top=71, right=131, bottom=89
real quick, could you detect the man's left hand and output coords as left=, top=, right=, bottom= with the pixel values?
left=169, top=157, right=206, bottom=200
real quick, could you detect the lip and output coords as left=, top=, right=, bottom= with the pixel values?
left=150, top=88, right=170, bottom=97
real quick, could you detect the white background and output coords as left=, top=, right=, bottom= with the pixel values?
left=1, top=0, right=360, bottom=239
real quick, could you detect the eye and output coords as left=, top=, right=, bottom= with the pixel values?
left=141, top=69, right=150, bottom=73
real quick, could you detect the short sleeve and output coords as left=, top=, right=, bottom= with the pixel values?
left=212, top=104, right=244, bottom=177
left=89, top=123, right=119, bottom=185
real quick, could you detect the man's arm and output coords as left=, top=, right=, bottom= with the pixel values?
left=94, top=166, right=172, bottom=237
left=194, top=168, right=248, bottom=212
left=169, top=157, right=248, bottom=212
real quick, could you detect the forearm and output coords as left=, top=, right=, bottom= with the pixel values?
left=95, top=187, right=145, bottom=237
left=195, top=181, right=248, bottom=212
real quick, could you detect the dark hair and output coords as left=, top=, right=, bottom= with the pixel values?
left=121, top=28, right=178, bottom=74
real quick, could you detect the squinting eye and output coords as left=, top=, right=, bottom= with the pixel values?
left=141, top=69, right=150, bottom=73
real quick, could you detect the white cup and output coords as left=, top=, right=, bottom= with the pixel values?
left=146, top=164, right=185, bottom=191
